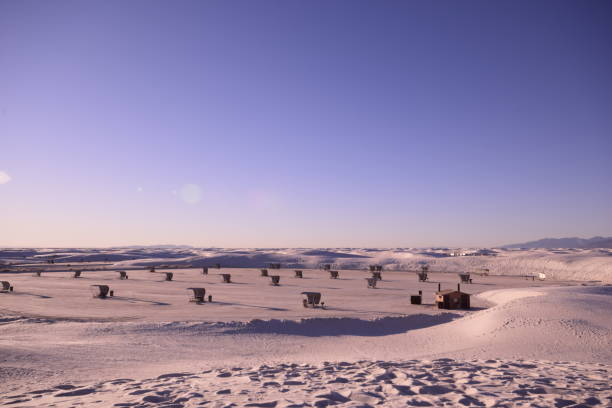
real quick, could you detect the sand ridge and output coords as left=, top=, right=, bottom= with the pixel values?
left=3, top=247, right=611, bottom=283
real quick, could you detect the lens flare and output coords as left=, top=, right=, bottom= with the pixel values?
left=179, top=184, right=202, bottom=204
left=0, top=171, right=11, bottom=185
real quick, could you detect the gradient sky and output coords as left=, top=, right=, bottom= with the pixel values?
left=1, top=1, right=611, bottom=248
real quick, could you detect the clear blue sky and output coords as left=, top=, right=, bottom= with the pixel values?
left=1, top=1, right=611, bottom=248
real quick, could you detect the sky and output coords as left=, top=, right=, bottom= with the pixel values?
left=1, top=1, right=611, bottom=248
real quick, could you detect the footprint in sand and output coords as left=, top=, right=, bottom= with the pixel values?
left=54, top=388, right=98, bottom=397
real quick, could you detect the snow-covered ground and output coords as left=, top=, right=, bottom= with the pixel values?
left=1, top=248, right=611, bottom=407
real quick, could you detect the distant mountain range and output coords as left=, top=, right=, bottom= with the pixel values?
left=503, top=236, right=612, bottom=249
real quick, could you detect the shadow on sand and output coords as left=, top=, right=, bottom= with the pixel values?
left=212, top=300, right=289, bottom=312
left=110, top=296, right=170, bottom=306
left=223, top=313, right=462, bottom=337
left=11, top=292, right=53, bottom=299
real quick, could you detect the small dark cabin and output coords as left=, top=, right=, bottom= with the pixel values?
left=435, top=284, right=470, bottom=309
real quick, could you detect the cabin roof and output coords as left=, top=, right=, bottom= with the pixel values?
left=436, top=290, right=469, bottom=296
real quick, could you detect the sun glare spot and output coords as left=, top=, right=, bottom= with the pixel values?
left=179, top=183, right=202, bottom=204
left=0, top=171, right=11, bottom=184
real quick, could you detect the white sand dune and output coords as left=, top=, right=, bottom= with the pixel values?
left=1, top=250, right=611, bottom=407
left=3, top=247, right=611, bottom=283
left=105, top=247, right=612, bottom=283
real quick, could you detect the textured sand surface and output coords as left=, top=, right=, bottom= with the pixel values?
left=1, top=248, right=611, bottom=407
left=2, top=359, right=610, bottom=407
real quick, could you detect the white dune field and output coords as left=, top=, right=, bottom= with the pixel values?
left=0, top=260, right=611, bottom=407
